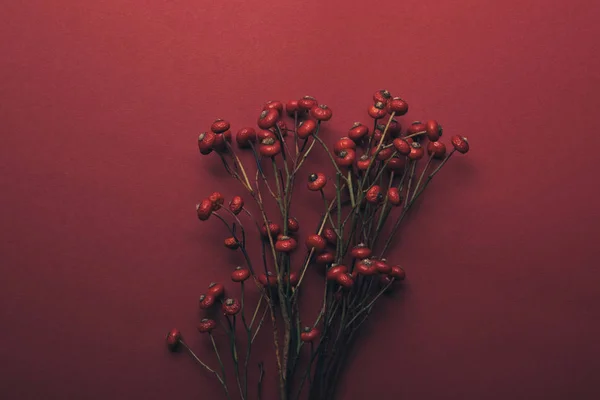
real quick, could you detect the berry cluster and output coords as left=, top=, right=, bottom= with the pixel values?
left=167, top=90, right=470, bottom=400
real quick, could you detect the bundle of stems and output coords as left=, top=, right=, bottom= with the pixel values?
left=165, top=90, right=470, bottom=400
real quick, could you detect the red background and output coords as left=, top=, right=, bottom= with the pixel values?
left=1, top=0, right=600, bottom=399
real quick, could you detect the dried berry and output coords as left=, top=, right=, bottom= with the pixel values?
left=207, top=282, right=225, bottom=298
left=322, top=228, right=337, bottom=246
left=408, top=142, right=425, bottom=160
left=287, top=217, right=300, bottom=232
left=351, top=244, right=372, bottom=259
left=261, top=221, right=281, bottom=238
left=425, top=120, right=442, bottom=142
left=165, top=328, right=182, bottom=351
left=310, top=104, right=333, bottom=121
left=257, top=108, right=279, bottom=129
left=211, top=119, right=230, bottom=134
left=224, top=236, right=239, bottom=250
left=198, top=132, right=216, bottom=155
left=366, top=185, right=383, bottom=204
left=333, top=137, right=357, bottom=153
left=231, top=266, right=251, bottom=282
left=393, top=138, right=411, bottom=156
left=307, top=172, right=327, bottom=191
left=326, top=264, right=348, bottom=280
left=356, top=259, right=377, bottom=276
left=208, top=192, right=224, bottom=210
left=297, top=119, right=318, bottom=139
left=373, top=89, right=392, bottom=104
left=259, top=137, right=281, bottom=157
left=335, top=148, right=356, bottom=168
left=229, top=196, right=244, bottom=215
left=196, top=199, right=213, bottom=221
left=390, top=265, right=406, bottom=280
left=386, top=97, right=409, bottom=116
left=316, top=251, right=335, bottom=265
left=197, top=318, right=217, bottom=333
left=427, top=141, right=447, bottom=159
left=300, top=327, right=320, bottom=342
left=222, top=298, right=241, bottom=315
left=298, top=96, right=318, bottom=111
left=306, top=234, right=327, bottom=251
left=263, top=100, right=284, bottom=115
left=451, top=135, right=470, bottom=154
left=199, top=294, right=216, bottom=309
left=348, top=122, right=369, bottom=141
left=236, top=127, right=256, bottom=148
left=368, top=102, right=387, bottom=119
left=336, top=273, right=354, bottom=289
left=258, top=272, right=278, bottom=288
left=373, top=259, right=392, bottom=274
left=387, top=187, right=402, bottom=206
left=285, top=100, right=299, bottom=116
left=275, top=236, right=297, bottom=253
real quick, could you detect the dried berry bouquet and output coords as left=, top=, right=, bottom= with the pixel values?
left=166, top=90, right=470, bottom=400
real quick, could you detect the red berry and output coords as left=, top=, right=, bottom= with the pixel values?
left=386, top=97, right=409, bottom=116
left=310, top=104, right=333, bottom=121
left=356, top=155, right=371, bottom=171
left=375, top=146, right=394, bottom=161
left=275, top=236, right=297, bottom=253
left=306, top=234, right=327, bottom=251
left=366, top=185, right=382, bottom=204
left=373, top=89, right=392, bottom=104
left=300, top=326, right=320, bottom=342
left=307, top=172, right=327, bottom=191
left=231, top=266, right=251, bottom=282
left=196, top=199, right=213, bottom=221
left=356, top=259, right=377, bottom=276
left=322, top=228, right=337, bottom=246
left=373, top=259, right=392, bottom=274
left=407, top=121, right=426, bottom=139
left=257, top=129, right=275, bottom=141
left=198, top=132, right=216, bottom=155
left=213, top=130, right=232, bottom=152
left=351, top=243, right=372, bottom=259
left=211, top=119, right=230, bottom=134
left=335, top=148, right=356, bottom=168
left=389, top=119, right=402, bottom=137
left=257, top=109, right=279, bottom=129
left=261, top=221, right=281, bottom=238
left=427, top=141, right=447, bottom=159
left=207, top=282, right=225, bottom=298
left=316, top=251, right=335, bottom=265
left=285, top=100, right=299, bottom=116
left=348, top=122, right=369, bottom=141
left=451, top=135, right=469, bottom=154
left=425, top=120, right=443, bottom=142
left=387, top=155, right=405, bottom=172
left=288, top=271, right=300, bottom=287
left=275, top=120, right=287, bottom=137
left=259, top=137, right=281, bottom=157
left=235, top=127, right=256, bottom=148
left=390, top=265, right=406, bottom=280
left=166, top=328, right=182, bottom=351
left=258, top=272, right=278, bottom=288
left=297, top=119, right=318, bottom=139
left=368, top=102, right=387, bottom=119
left=287, top=217, right=299, bottom=232
left=326, top=264, right=348, bottom=280
left=224, top=236, right=239, bottom=250
left=197, top=318, right=217, bottom=333
left=333, top=137, right=357, bottom=153
left=199, top=294, right=216, bottom=309
left=222, top=298, right=241, bottom=315
left=408, top=142, right=424, bottom=160
left=228, top=196, right=244, bottom=215
left=298, top=96, right=318, bottom=111
left=393, top=138, right=411, bottom=156
left=387, top=187, right=402, bottom=206
left=336, top=272, right=354, bottom=288
left=208, top=192, right=224, bottom=210
left=264, top=100, right=284, bottom=115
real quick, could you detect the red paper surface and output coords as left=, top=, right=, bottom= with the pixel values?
left=1, top=1, right=599, bottom=399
